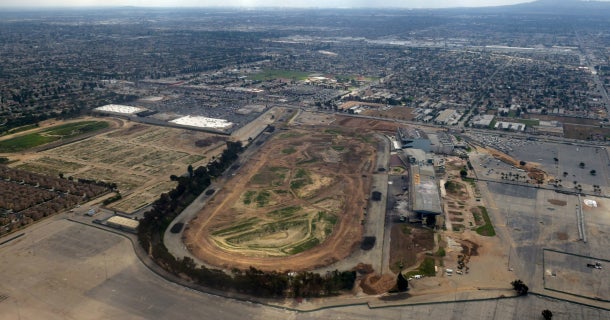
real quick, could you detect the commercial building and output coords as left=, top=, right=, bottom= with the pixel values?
left=106, top=216, right=139, bottom=233
left=397, top=127, right=431, bottom=152
left=471, top=114, right=495, bottom=128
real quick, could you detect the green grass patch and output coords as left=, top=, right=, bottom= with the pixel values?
left=295, top=168, right=308, bottom=179
left=247, top=69, right=310, bottom=81
left=0, top=134, right=57, bottom=152
left=331, top=145, right=345, bottom=151
left=401, top=224, right=411, bottom=235
left=281, top=146, right=296, bottom=154
left=517, top=119, right=540, bottom=127
left=278, top=132, right=303, bottom=139
left=44, top=121, right=109, bottom=137
left=475, top=206, right=496, bottom=236
left=4, top=124, right=38, bottom=135
left=250, top=167, right=288, bottom=186
left=444, top=180, right=464, bottom=194
left=0, top=121, right=109, bottom=153
left=267, top=206, right=301, bottom=219
left=288, top=237, right=320, bottom=255
left=243, top=190, right=256, bottom=205
left=436, top=247, right=446, bottom=257
left=317, top=211, right=337, bottom=225
left=255, top=190, right=271, bottom=207
left=405, top=257, right=436, bottom=277
left=296, top=157, right=318, bottom=165
left=290, top=179, right=306, bottom=190
left=488, top=119, right=497, bottom=129
left=212, top=218, right=260, bottom=236
left=357, top=134, right=373, bottom=143
left=324, top=129, right=343, bottom=135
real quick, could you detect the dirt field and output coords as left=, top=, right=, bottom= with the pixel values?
left=389, top=224, right=436, bottom=273
left=184, top=126, right=377, bottom=271
left=335, top=115, right=402, bottom=133
left=5, top=118, right=228, bottom=213
left=361, top=106, right=417, bottom=121
left=563, top=123, right=610, bottom=141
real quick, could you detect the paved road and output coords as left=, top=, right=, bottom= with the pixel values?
left=316, top=134, right=391, bottom=274
left=164, top=129, right=273, bottom=267
left=575, top=30, right=610, bottom=116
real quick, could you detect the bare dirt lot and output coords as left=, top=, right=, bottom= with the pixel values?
left=388, top=224, right=435, bottom=273
left=6, top=118, right=227, bottom=213
left=361, top=106, right=417, bottom=121
left=184, top=126, right=377, bottom=271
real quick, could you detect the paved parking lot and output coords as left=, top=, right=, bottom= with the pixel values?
left=0, top=218, right=608, bottom=319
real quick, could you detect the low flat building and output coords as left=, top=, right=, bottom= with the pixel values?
left=495, top=121, right=525, bottom=131
left=434, top=109, right=459, bottom=125
left=429, top=132, right=455, bottom=154
left=471, top=114, right=495, bottom=128
left=106, top=215, right=139, bottom=233
left=534, top=120, right=564, bottom=136
left=410, top=164, right=442, bottom=216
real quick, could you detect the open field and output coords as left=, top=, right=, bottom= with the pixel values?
left=5, top=119, right=227, bottom=213
left=563, top=123, right=610, bottom=141
left=389, top=225, right=435, bottom=273
left=361, top=106, right=418, bottom=121
left=184, top=126, right=377, bottom=271
left=335, top=115, right=402, bottom=133
left=0, top=120, right=109, bottom=153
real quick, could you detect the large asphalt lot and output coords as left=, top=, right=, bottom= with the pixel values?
left=509, top=142, right=610, bottom=187
left=0, top=218, right=608, bottom=319
left=478, top=176, right=610, bottom=305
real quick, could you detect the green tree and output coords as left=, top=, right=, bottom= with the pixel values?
left=397, top=272, right=409, bottom=292
left=511, top=279, right=529, bottom=295
left=590, top=169, right=596, bottom=176
left=460, top=169, right=468, bottom=178
left=542, top=309, right=553, bottom=320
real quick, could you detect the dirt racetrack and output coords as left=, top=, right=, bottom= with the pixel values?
left=184, top=126, right=377, bottom=272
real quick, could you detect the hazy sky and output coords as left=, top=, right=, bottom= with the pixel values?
left=0, top=0, right=538, bottom=9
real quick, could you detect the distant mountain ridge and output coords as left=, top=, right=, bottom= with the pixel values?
left=496, top=0, right=610, bottom=14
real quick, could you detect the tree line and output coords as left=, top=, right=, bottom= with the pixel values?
left=137, top=141, right=356, bottom=298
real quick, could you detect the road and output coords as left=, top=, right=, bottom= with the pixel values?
left=316, top=133, right=391, bottom=275
left=163, top=128, right=274, bottom=267
left=574, top=30, right=610, bottom=117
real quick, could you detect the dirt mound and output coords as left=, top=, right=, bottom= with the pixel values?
left=548, top=199, right=567, bottom=206
left=360, top=273, right=396, bottom=295
left=486, top=147, right=547, bottom=183
left=353, top=263, right=375, bottom=275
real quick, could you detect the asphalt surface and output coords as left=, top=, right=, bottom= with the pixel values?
left=317, top=134, right=390, bottom=274
left=0, top=218, right=608, bottom=319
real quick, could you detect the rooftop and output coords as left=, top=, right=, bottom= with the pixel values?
left=169, top=115, right=233, bottom=129
left=94, top=104, right=146, bottom=115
